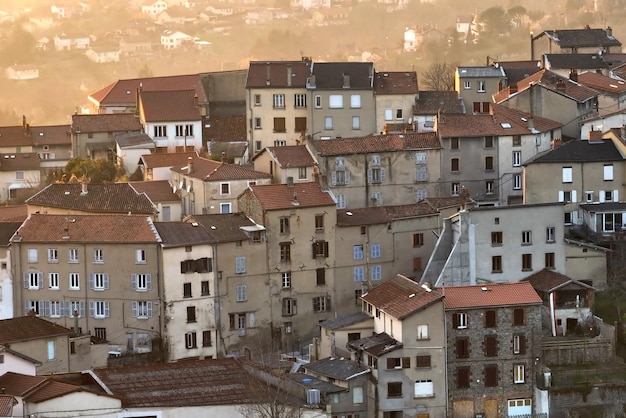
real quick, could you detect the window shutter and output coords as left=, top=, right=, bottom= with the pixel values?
left=323, top=241, right=329, bottom=257
left=23, top=273, right=28, bottom=288
left=131, top=274, right=137, bottom=290
left=146, top=274, right=152, bottom=290
left=381, top=168, right=385, bottom=182
left=331, top=171, right=337, bottom=186
left=64, top=301, right=70, bottom=317
left=38, top=273, right=43, bottom=289
left=402, top=357, right=410, bottom=368
left=345, top=170, right=350, bottom=184
left=312, top=243, right=316, bottom=259
left=571, top=190, right=577, bottom=202
left=43, top=301, right=51, bottom=317
left=105, top=302, right=110, bottom=317
left=132, top=301, right=138, bottom=317
left=453, top=313, right=459, bottom=328
left=248, top=312, right=255, bottom=328
left=519, top=335, right=526, bottom=354
left=614, top=190, right=619, bottom=202
left=387, top=358, right=395, bottom=369
left=558, top=191, right=564, bottom=202
left=326, top=296, right=331, bottom=310
left=89, top=301, right=95, bottom=318
left=367, top=169, right=372, bottom=184
left=25, top=300, right=31, bottom=315
left=104, top=274, right=109, bottom=289
left=147, top=302, right=153, bottom=317
left=89, top=274, right=95, bottom=289
left=600, top=192, right=605, bottom=203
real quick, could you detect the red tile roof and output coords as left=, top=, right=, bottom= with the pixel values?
left=310, top=132, right=440, bottom=156
left=90, top=358, right=260, bottom=407
left=89, top=74, right=207, bottom=106
left=140, top=151, right=198, bottom=168
left=577, top=71, right=626, bottom=94
left=204, top=114, right=247, bottom=142
left=493, top=69, right=598, bottom=103
left=263, top=145, right=316, bottom=167
left=29, top=125, right=71, bottom=146
left=0, top=126, right=34, bottom=147
left=0, top=372, right=47, bottom=396
left=245, top=182, right=335, bottom=210
left=0, top=316, right=73, bottom=344
left=442, top=282, right=542, bottom=310
left=0, top=153, right=40, bottom=171
left=139, top=90, right=201, bottom=122
left=0, top=395, right=17, bottom=416
left=361, top=274, right=443, bottom=320
left=522, top=268, right=594, bottom=292
left=13, top=214, right=160, bottom=243
left=71, top=114, right=143, bottom=133
left=0, top=205, right=28, bottom=222
left=171, top=154, right=271, bottom=181
left=130, top=180, right=179, bottom=202
left=337, top=202, right=438, bottom=226
left=246, top=61, right=311, bottom=88
left=374, top=71, right=419, bottom=95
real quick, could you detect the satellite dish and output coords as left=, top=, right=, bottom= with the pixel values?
left=407, top=117, right=413, bottom=124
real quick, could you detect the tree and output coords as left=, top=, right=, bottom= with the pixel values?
left=138, top=63, right=153, bottom=78
left=51, top=158, right=119, bottom=184
left=421, top=62, right=456, bottom=91
left=479, top=6, right=510, bottom=36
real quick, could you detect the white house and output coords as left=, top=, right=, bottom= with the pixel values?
left=142, top=0, right=168, bottom=17
left=160, top=30, right=195, bottom=49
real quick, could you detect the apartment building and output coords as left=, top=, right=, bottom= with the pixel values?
left=374, top=71, right=419, bottom=134
left=454, top=65, right=506, bottom=114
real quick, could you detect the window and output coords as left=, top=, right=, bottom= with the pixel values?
left=546, top=226, right=556, bottom=243
left=484, top=335, right=498, bottom=357
left=353, top=386, right=364, bottom=404
left=354, top=289, right=363, bottom=305
left=93, top=249, right=103, bottom=263
left=352, top=116, right=360, bottom=130
left=317, top=268, right=326, bottom=285
left=315, top=95, right=322, bottom=108
left=416, top=166, right=427, bottom=182
left=463, top=80, right=471, bottom=89
left=26, top=272, right=42, bottom=289
left=94, top=327, right=106, bottom=340
left=371, top=265, right=382, bottom=281
left=273, top=117, right=286, bottom=132
left=514, top=364, right=525, bottom=383
left=477, top=80, right=486, bottom=92
left=332, top=169, right=350, bottom=186
left=585, top=191, right=594, bottom=202
left=183, top=283, right=192, bottom=298
left=312, top=240, right=329, bottom=258
left=229, top=312, right=254, bottom=330
left=452, top=183, right=460, bottom=196
left=27, top=248, right=38, bottom=263
left=131, top=274, right=151, bottom=291
left=414, top=380, right=434, bottom=397
left=453, top=312, right=468, bottom=329
left=451, top=158, right=459, bottom=172
left=175, top=124, right=194, bottom=137
left=324, top=116, right=333, bottom=130
left=491, top=231, right=503, bottom=245
left=294, top=94, right=306, bottom=108
left=512, top=135, right=521, bottom=146
left=90, top=301, right=110, bottom=318
left=371, top=243, right=381, bottom=258
left=485, top=180, right=494, bottom=194
left=457, top=367, right=470, bottom=388
left=295, top=117, right=307, bottom=133
left=492, top=256, right=502, bottom=273
left=485, top=310, right=497, bottom=327
left=280, top=242, right=291, bottom=262
left=413, top=233, right=424, bottom=247
left=562, top=167, right=572, bottom=183
left=180, top=258, right=212, bottom=273
left=132, top=301, right=152, bottom=318
left=254, top=94, right=261, bottom=106
left=354, top=266, right=364, bottom=282
left=416, top=355, right=431, bottom=368
left=153, top=125, right=167, bottom=137
left=545, top=252, right=555, bottom=269
left=47, top=301, right=61, bottom=318
left=254, top=117, right=261, bottom=129
left=387, top=382, right=403, bottom=398
left=385, top=109, right=393, bottom=120
left=202, top=330, right=212, bottom=347
left=350, top=94, right=361, bottom=108
left=511, top=150, right=522, bottom=167
left=255, top=141, right=262, bottom=151
left=220, top=202, right=231, bottom=214
left=201, top=281, right=210, bottom=296
left=417, top=324, right=429, bottom=340
left=369, top=167, right=384, bottom=183
left=451, top=137, right=459, bottom=149
left=522, top=231, right=532, bottom=245
left=69, top=273, right=80, bottom=290
left=312, top=296, right=328, bottom=312
left=513, top=174, right=522, bottom=190
left=91, top=273, right=109, bottom=290
left=522, top=254, right=532, bottom=271
left=396, top=108, right=403, bottom=119
left=604, top=164, right=614, bottom=180
left=136, top=249, right=146, bottom=264
left=279, top=217, right=290, bottom=235
left=235, top=256, right=246, bottom=274
left=47, top=340, right=55, bottom=360
left=513, top=308, right=525, bottom=325
left=47, top=248, right=58, bottom=263
left=485, top=136, right=494, bottom=148
left=185, top=332, right=197, bottom=349
left=220, top=183, right=230, bottom=194
left=236, top=284, right=247, bottom=301
left=329, top=95, right=343, bottom=108
left=353, top=245, right=364, bottom=260
left=513, top=334, right=526, bottom=354
left=485, top=365, right=498, bottom=387
left=273, top=94, right=285, bottom=108
left=298, top=166, right=307, bottom=179
left=315, top=214, right=324, bottom=231
left=282, top=272, right=291, bottom=289
left=456, top=337, right=469, bottom=359
left=282, top=298, right=297, bottom=316
left=565, top=212, right=572, bottom=225
left=187, top=306, right=196, bottom=322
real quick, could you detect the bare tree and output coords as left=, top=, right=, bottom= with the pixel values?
left=421, top=62, right=456, bottom=91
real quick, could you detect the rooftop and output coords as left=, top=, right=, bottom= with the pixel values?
left=0, top=316, right=73, bottom=344
left=244, top=182, right=336, bottom=210
left=310, top=132, right=441, bottom=156
left=442, top=282, right=542, bottom=310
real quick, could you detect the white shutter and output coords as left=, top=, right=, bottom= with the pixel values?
left=345, top=170, right=350, bottom=184
left=105, top=302, right=110, bottom=318
left=572, top=212, right=579, bottom=224
left=146, top=274, right=152, bottom=290
left=331, top=171, right=336, bottom=186
left=380, top=168, right=385, bottom=182
left=89, top=274, right=95, bottom=289
left=248, top=312, right=255, bottom=328
left=147, top=301, right=153, bottom=317
left=131, top=274, right=137, bottom=290
left=558, top=191, right=564, bottom=202
left=104, top=274, right=109, bottom=289
left=89, top=301, right=95, bottom=317
left=614, top=190, right=619, bottom=202
left=571, top=190, right=577, bottom=203
left=600, top=192, right=606, bottom=203
left=132, top=301, right=138, bottom=317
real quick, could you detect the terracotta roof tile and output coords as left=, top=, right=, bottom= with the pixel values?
left=442, top=282, right=542, bottom=310
left=29, top=125, right=71, bottom=146
left=140, top=151, right=198, bottom=168
left=265, top=145, right=316, bottom=167
left=130, top=180, right=179, bottom=202
left=27, top=183, right=157, bottom=214
left=361, top=274, right=444, bottom=320
left=422, top=196, right=473, bottom=210
left=337, top=202, right=438, bottom=226
left=187, top=213, right=255, bottom=243
left=493, top=69, right=598, bottom=103
left=171, top=154, right=271, bottom=181
left=246, top=61, right=311, bottom=88
left=578, top=71, right=626, bottom=94
left=139, top=90, right=202, bottom=122
left=0, top=372, right=47, bottom=396
left=491, top=103, right=563, bottom=132
left=245, top=182, right=335, bottom=210
left=374, top=71, right=419, bottom=95
left=0, top=316, right=73, bottom=344
left=71, top=114, right=143, bottom=133
left=0, top=204, right=28, bottom=222
left=89, top=74, right=207, bottom=106
left=523, top=268, right=594, bottom=292
left=310, top=132, right=440, bottom=156
left=204, top=114, right=247, bottom=142
left=13, top=214, right=160, bottom=243
left=0, top=395, right=17, bottom=416
left=0, top=222, right=22, bottom=245
left=154, top=221, right=213, bottom=247
left=0, top=153, right=40, bottom=171
left=23, top=380, right=82, bottom=403
left=90, top=358, right=260, bottom=407
left=0, top=126, right=35, bottom=147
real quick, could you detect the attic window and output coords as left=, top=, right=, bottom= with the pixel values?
left=126, top=90, right=131, bottom=95
left=501, top=122, right=512, bottom=129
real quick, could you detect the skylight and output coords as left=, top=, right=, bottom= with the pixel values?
left=501, top=122, right=512, bottom=129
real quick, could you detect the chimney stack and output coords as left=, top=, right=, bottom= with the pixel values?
left=552, top=138, right=563, bottom=148
left=342, top=73, right=350, bottom=88
left=569, top=69, right=578, bottom=83
left=187, top=156, right=193, bottom=174
left=81, top=182, right=88, bottom=195
left=607, top=26, right=613, bottom=37
left=287, top=64, right=292, bottom=87
left=589, top=129, right=603, bottom=142
left=221, top=152, right=226, bottom=162
left=266, top=63, right=271, bottom=86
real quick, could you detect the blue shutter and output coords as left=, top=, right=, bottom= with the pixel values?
left=104, top=274, right=109, bottom=289
left=105, top=302, right=110, bottom=318
left=146, top=274, right=152, bottom=290
left=131, top=274, right=137, bottom=290
left=147, top=302, right=153, bottom=317
left=132, top=301, right=138, bottom=317
left=89, top=301, right=95, bottom=318
left=89, top=274, right=95, bottom=289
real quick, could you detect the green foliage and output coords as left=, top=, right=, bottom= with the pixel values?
left=51, top=158, right=119, bottom=184
left=480, top=6, right=510, bottom=35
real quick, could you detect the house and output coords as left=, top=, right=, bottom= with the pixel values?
left=53, top=33, right=90, bottom=51
left=208, top=141, right=249, bottom=165
left=114, top=132, right=155, bottom=175
left=160, top=30, right=195, bottom=49
left=403, top=26, right=448, bottom=53
left=374, top=71, right=419, bottom=135
left=246, top=60, right=312, bottom=154
left=0, top=222, right=22, bottom=320
left=130, top=181, right=182, bottom=222
left=11, top=214, right=162, bottom=356
left=237, top=182, right=337, bottom=345
left=154, top=222, right=217, bottom=361
left=119, top=34, right=154, bottom=55
left=542, top=54, right=608, bottom=78
left=580, top=108, right=626, bottom=140
left=493, top=69, right=599, bottom=139
left=443, top=282, right=543, bottom=418
left=30, top=124, right=72, bottom=175
left=0, top=344, right=40, bottom=376
left=456, top=15, right=477, bottom=41
left=421, top=203, right=567, bottom=286
left=142, top=0, right=168, bottom=17
left=564, top=238, right=609, bottom=290
left=170, top=155, right=272, bottom=216
left=349, top=274, right=447, bottom=418
left=0, top=123, right=35, bottom=153
left=0, top=153, right=41, bottom=204
left=318, top=311, right=373, bottom=359
left=138, top=89, right=204, bottom=153
left=577, top=71, right=626, bottom=113
left=496, top=60, right=542, bottom=85
left=251, top=145, right=317, bottom=185
left=412, top=90, right=464, bottom=132
left=455, top=65, right=506, bottom=114
left=139, top=151, right=198, bottom=181
left=531, top=26, right=622, bottom=60
left=5, top=65, right=39, bottom=80
left=70, top=113, right=143, bottom=159
left=26, top=183, right=157, bottom=217
left=85, top=44, right=121, bottom=63
left=308, top=132, right=442, bottom=209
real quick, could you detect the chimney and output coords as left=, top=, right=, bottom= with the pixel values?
left=221, top=151, right=226, bottom=162
left=287, top=64, right=292, bottom=87
left=527, top=117, right=534, bottom=131
left=330, top=331, right=336, bottom=359
left=307, top=74, right=316, bottom=89
left=265, top=63, right=271, bottom=86
left=22, top=114, right=26, bottom=129
left=342, top=73, right=350, bottom=88
left=552, top=138, right=563, bottom=148
left=569, top=69, right=578, bottom=83
left=74, top=309, right=79, bottom=335
left=509, top=84, right=518, bottom=94
left=606, top=26, right=613, bottom=37
left=81, top=182, right=88, bottom=195
left=287, top=176, right=294, bottom=187
left=556, top=79, right=566, bottom=92
left=187, top=156, right=193, bottom=173
left=589, top=129, right=603, bottom=141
